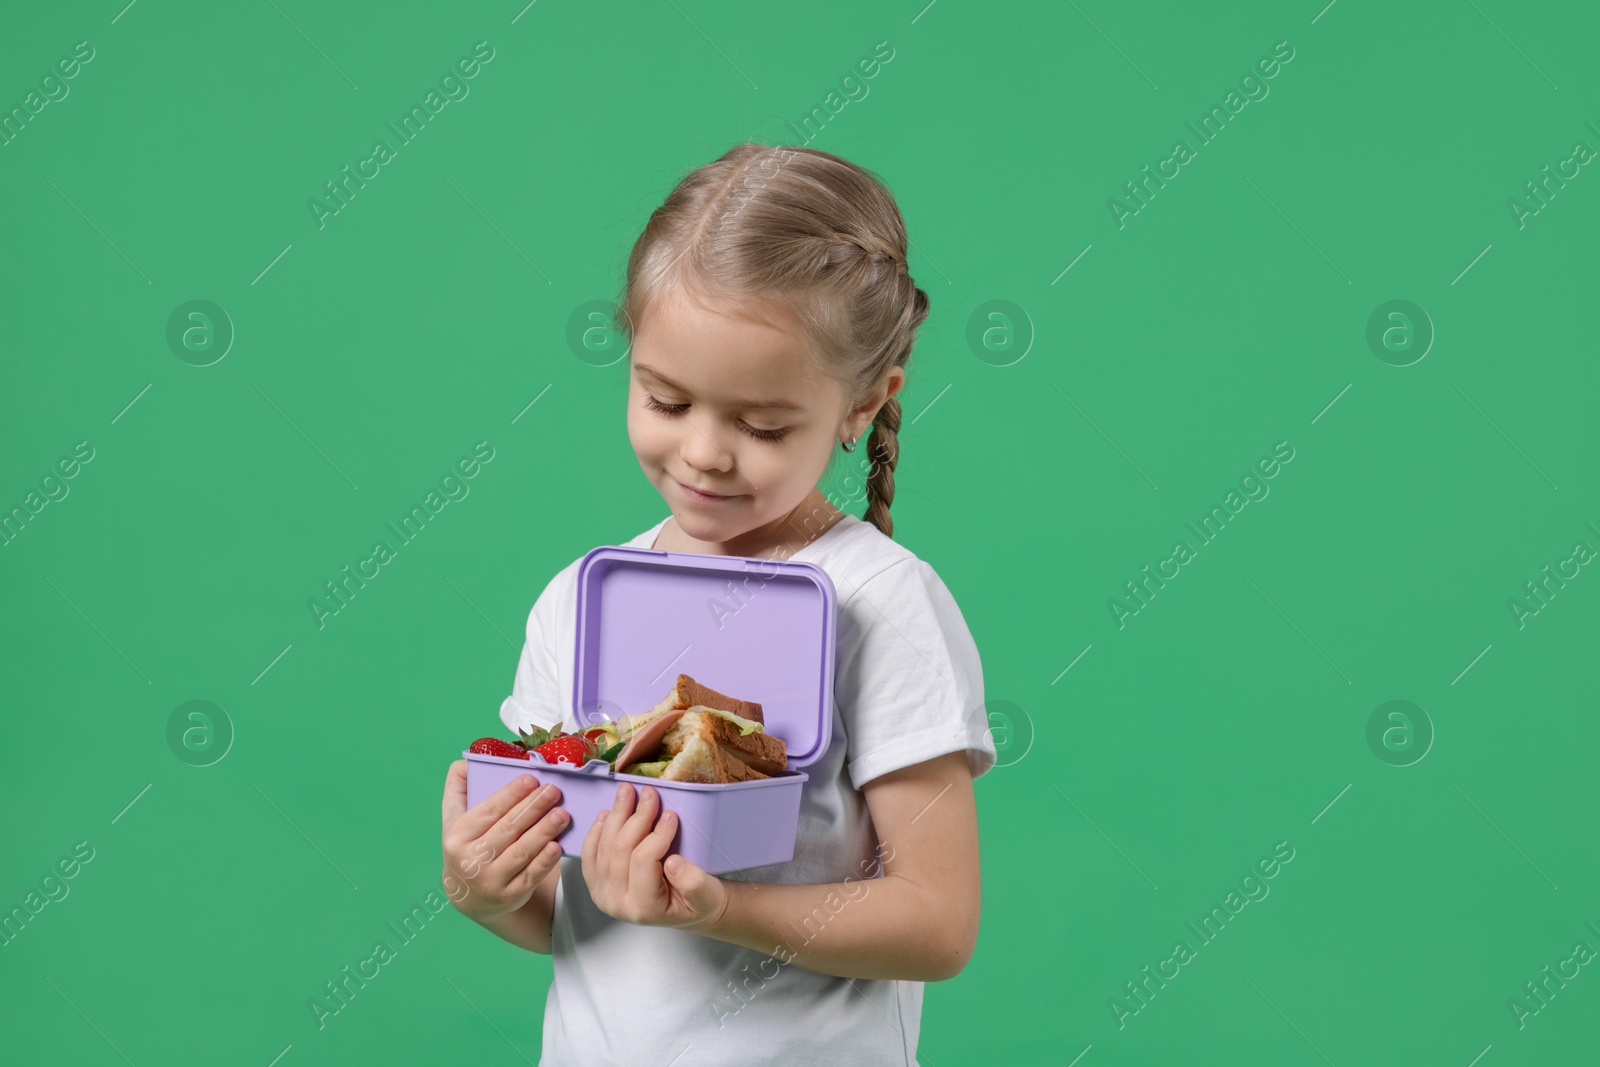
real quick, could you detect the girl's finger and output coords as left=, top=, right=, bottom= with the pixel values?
left=581, top=807, right=607, bottom=876
left=601, top=783, right=636, bottom=851
left=507, top=838, right=563, bottom=896
left=486, top=783, right=563, bottom=859
left=493, top=809, right=568, bottom=884
left=441, top=760, right=468, bottom=825
left=456, top=774, right=545, bottom=842
left=616, top=784, right=658, bottom=850
left=633, top=806, right=677, bottom=870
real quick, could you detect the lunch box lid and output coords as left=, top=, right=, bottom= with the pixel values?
left=571, top=544, right=837, bottom=769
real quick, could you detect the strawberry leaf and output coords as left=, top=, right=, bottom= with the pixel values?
left=514, top=725, right=555, bottom=750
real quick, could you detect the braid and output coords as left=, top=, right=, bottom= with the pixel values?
left=858, top=279, right=925, bottom=539
left=862, top=393, right=901, bottom=538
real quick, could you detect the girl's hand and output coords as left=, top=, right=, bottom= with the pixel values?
left=440, top=760, right=568, bottom=924
left=580, top=781, right=728, bottom=932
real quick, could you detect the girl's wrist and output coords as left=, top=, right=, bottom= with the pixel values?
left=684, top=871, right=739, bottom=937
left=442, top=868, right=516, bottom=925
left=464, top=879, right=556, bottom=954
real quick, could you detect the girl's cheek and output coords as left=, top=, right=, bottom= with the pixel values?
left=625, top=411, right=654, bottom=452
left=630, top=423, right=676, bottom=469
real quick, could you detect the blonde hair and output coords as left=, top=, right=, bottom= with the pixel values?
left=612, top=143, right=930, bottom=538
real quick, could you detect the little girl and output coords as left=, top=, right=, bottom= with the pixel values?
left=440, top=143, right=995, bottom=1066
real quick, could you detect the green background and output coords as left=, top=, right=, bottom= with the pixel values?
left=3, top=0, right=1597, bottom=1064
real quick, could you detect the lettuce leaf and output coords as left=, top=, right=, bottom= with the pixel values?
left=687, top=705, right=764, bottom=736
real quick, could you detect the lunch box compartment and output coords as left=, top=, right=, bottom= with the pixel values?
left=465, top=544, right=836, bottom=875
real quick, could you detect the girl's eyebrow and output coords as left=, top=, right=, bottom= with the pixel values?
left=633, top=363, right=804, bottom=412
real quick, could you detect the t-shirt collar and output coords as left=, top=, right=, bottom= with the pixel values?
left=637, top=512, right=857, bottom=561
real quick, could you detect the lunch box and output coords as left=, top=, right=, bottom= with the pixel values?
left=465, top=543, right=837, bottom=875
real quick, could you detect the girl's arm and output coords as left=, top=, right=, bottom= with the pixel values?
left=580, top=751, right=982, bottom=980
left=471, top=875, right=558, bottom=954
left=696, top=750, right=980, bottom=983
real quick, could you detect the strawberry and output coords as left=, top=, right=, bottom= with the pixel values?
left=469, top=737, right=530, bottom=760
left=530, top=733, right=597, bottom=767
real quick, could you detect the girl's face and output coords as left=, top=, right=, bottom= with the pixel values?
left=626, top=287, right=855, bottom=554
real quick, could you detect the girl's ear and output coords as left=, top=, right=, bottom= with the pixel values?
left=882, top=365, right=906, bottom=402
left=849, top=366, right=906, bottom=426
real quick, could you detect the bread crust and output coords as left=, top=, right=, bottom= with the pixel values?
left=651, top=673, right=764, bottom=725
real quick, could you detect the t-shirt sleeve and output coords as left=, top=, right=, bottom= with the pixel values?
left=834, top=557, right=997, bottom=789
left=497, top=576, right=566, bottom=737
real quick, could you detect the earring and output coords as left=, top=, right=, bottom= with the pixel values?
left=841, top=434, right=858, bottom=453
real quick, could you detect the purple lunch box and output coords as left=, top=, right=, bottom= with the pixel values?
left=465, top=543, right=837, bottom=875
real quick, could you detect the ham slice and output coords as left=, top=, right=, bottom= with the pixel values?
left=611, top=708, right=686, bottom=771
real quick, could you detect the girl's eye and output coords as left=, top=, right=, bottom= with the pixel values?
left=644, top=395, right=790, bottom=443
left=741, top=423, right=789, bottom=443
left=644, top=395, right=688, bottom=416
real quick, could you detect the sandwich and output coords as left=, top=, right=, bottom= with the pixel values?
left=610, top=674, right=787, bottom=784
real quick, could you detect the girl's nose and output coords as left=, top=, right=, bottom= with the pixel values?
left=679, top=419, right=736, bottom=473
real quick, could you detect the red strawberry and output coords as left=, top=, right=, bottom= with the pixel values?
left=469, top=737, right=530, bottom=760
left=531, top=734, right=596, bottom=767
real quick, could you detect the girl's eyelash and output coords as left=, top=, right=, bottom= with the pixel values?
left=644, top=395, right=789, bottom=442
left=644, top=395, right=688, bottom=416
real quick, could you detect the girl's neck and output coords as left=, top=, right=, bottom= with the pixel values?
left=653, top=488, right=846, bottom=560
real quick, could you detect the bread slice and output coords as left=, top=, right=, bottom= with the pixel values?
left=657, top=732, right=772, bottom=783
left=649, top=674, right=764, bottom=725
left=659, top=708, right=787, bottom=776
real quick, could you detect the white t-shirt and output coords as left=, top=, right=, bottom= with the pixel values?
left=498, top=512, right=996, bottom=1067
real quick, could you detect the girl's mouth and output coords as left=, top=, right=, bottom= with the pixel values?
left=675, top=479, right=739, bottom=502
